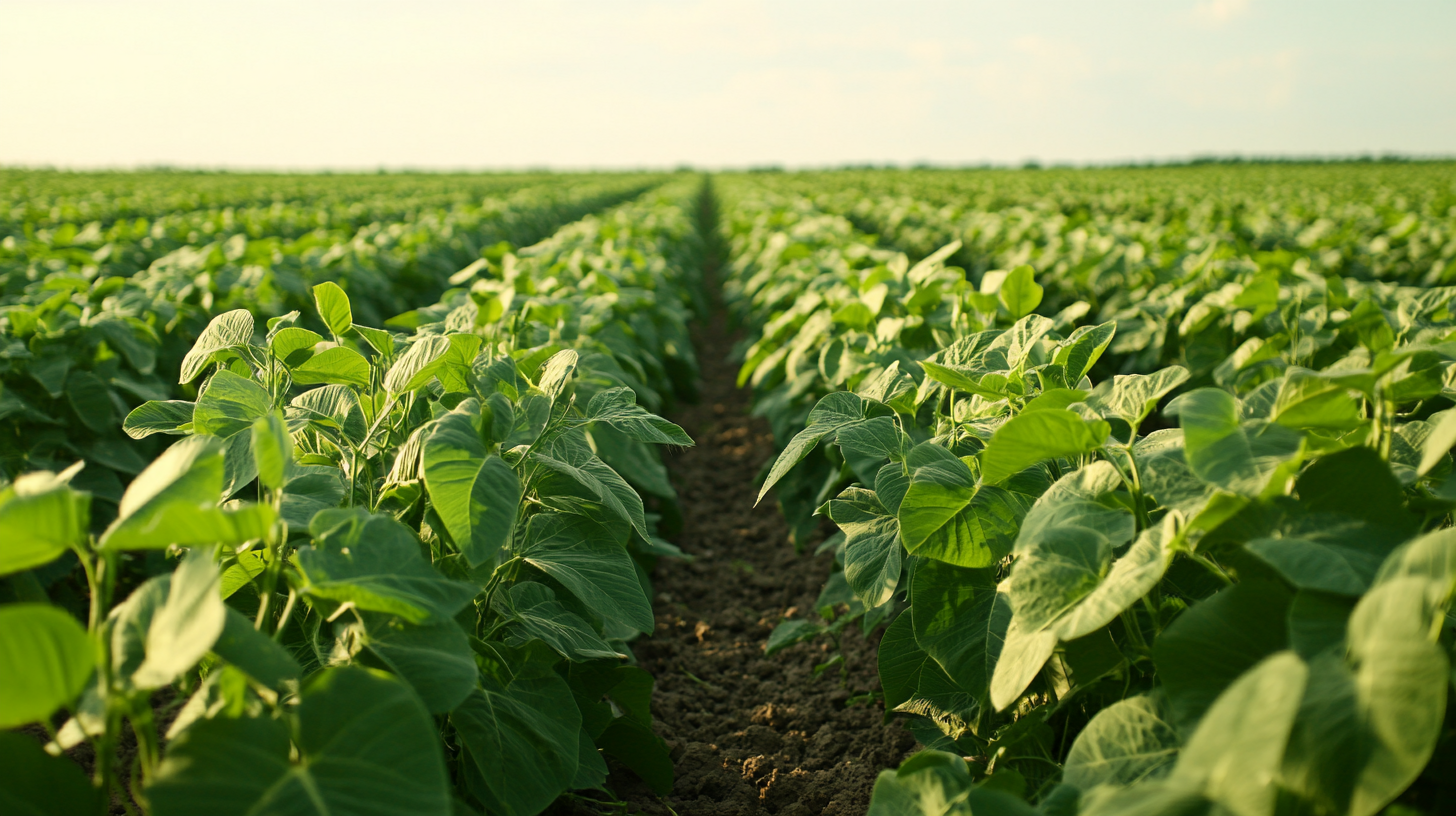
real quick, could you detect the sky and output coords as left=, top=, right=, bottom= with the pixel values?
left=1, top=0, right=1453, bottom=170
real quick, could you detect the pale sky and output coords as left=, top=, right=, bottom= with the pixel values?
left=2, top=0, right=1452, bottom=170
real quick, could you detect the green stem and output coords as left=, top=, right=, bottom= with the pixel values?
left=273, top=588, right=299, bottom=641
left=1189, top=551, right=1234, bottom=586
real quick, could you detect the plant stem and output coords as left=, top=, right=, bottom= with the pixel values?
left=1189, top=551, right=1234, bottom=586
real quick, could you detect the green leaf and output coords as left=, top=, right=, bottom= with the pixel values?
left=312, top=281, right=353, bottom=338
left=384, top=335, right=452, bottom=394
left=348, top=612, right=476, bottom=715
left=149, top=667, right=450, bottom=816
left=1418, top=408, right=1456, bottom=477
left=897, top=442, right=1027, bottom=569
left=352, top=323, right=396, bottom=357
left=100, top=436, right=274, bottom=550
left=123, top=400, right=195, bottom=439
left=866, top=750, right=975, bottom=816
left=290, top=346, right=371, bottom=388
left=519, top=513, right=653, bottom=635
left=595, top=716, right=674, bottom=796
left=758, top=391, right=870, bottom=504
left=494, top=581, right=625, bottom=660
left=0, top=464, right=90, bottom=577
left=536, top=349, right=579, bottom=400
left=112, top=548, right=225, bottom=690
left=1271, top=369, right=1363, bottom=431
left=1086, top=367, right=1190, bottom=429
left=66, top=370, right=116, bottom=433
left=179, top=309, right=254, bottom=385
left=909, top=559, right=1004, bottom=705
left=0, top=604, right=94, bottom=728
left=1166, top=388, right=1303, bottom=497
left=1170, top=651, right=1308, bottom=816
left=979, top=409, right=1110, bottom=486
left=423, top=408, right=520, bottom=568
left=193, top=370, right=270, bottom=439
left=0, top=730, right=102, bottom=816
left=249, top=412, right=291, bottom=492
left=765, top=619, right=823, bottom=655
left=826, top=488, right=903, bottom=607
left=453, top=666, right=580, bottom=816
left=1064, top=695, right=1179, bottom=790
left=919, top=360, right=1009, bottom=400
left=1154, top=580, right=1292, bottom=731
left=290, top=384, right=367, bottom=444
left=878, top=613, right=980, bottom=740
left=584, top=387, right=692, bottom=446
left=297, top=509, right=479, bottom=624
left=531, top=435, right=647, bottom=541
left=1054, top=321, right=1116, bottom=384
left=211, top=606, right=301, bottom=690
left=267, top=326, right=322, bottom=366
left=999, top=264, right=1043, bottom=319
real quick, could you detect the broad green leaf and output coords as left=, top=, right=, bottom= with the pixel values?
left=179, top=309, right=254, bottom=385
left=1154, top=580, right=1292, bottom=731
left=352, top=323, right=396, bottom=357
left=312, top=281, right=353, bottom=338
left=290, top=384, right=367, bottom=444
left=1064, top=695, right=1180, bottom=790
left=518, top=513, right=653, bottom=635
left=423, top=408, right=520, bottom=568
left=825, top=488, right=902, bottom=607
left=999, top=264, right=1043, bottom=319
left=531, top=434, right=647, bottom=541
left=595, top=716, right=674, bottom=796
left=249, top=412, right=291, bottom=492
left=919, top=360, right=1008, bottom=400
left=193, top=370, right=270, bottom=439
left=909, top=559, right=1003, bottom=704
left=494, top=581, right=624, bottom=660
left=1166, top=388, right=1303, bottom=497
left=297, top=509, right=479, bottom=624
left=866, top=750, right=977, bottom=816
left=149, top=667, right=450, bottom=816
left=0, top=604, right=94, bottom=728
left=979, top=409, right=1110, bottom=485
left=0, top=464, right=90, bottom=576
left=384, top=335, right=452, bottom=394
left=1278, top=578, right=1449, bottom=816
left=584, top=387, right=692, bottom=446
left=589, top=425, right=674, bottom=498
left=123, top=399, right=195, bottom=439
left=1270, top=369, right=1363, bottom=431
left=348, top=612, right=476, bottom=714
left=878, top=613, right=980, bottom=740
left=267, top=326, right=322, bottom=366
left=897, top=442, right=1026, bottom=569
left=453, top=666, right=580, bottom=816
left=1054, top=321, right=1116, bottom=384
left=290, top=346, right=371, bottom=388
left=112, top=549, right=225, bottom=690
left=536, top=349, right=579, bottom=400
left=1418, top=408, right=1456, bottom=476
left=101, top=436, right=274, bottom=550
left=1086, top=367, right=1190, bottom=428
left=758, top=391, right=871, bottom=504
left=1170, top=651, right=1308, bottom=816
left=0, top=730, right=102, bottom=816
left=211, top=606, right=301, bottom=690
left=65, top=370, right=116, bottom=432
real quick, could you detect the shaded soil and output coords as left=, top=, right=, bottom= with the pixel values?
left=556, top=301, right=916, bottom=814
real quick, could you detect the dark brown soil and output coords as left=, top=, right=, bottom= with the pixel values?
left=555, top=298, right=916, bottom=814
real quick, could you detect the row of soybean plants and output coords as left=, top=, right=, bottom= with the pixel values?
left=0, top=173, right=661, bottom=522
left=0, top=176, right=703, bottom=815
left=717, top=169, right=1456, bottom=816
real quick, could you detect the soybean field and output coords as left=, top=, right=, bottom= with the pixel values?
left=4, top=163, right=1456, bottom=816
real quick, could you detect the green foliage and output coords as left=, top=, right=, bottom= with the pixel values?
left=0, top=174, right=703, bottom=815
left=724, top=168, right=1456, bottom=816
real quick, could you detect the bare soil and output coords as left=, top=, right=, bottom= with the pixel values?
left=554, top=297, right=915, bottom=815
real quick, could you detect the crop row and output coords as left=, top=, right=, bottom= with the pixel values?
left=0, top=175, right=706, bottom=814
left=719, top=168, right=1456, bottom=816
